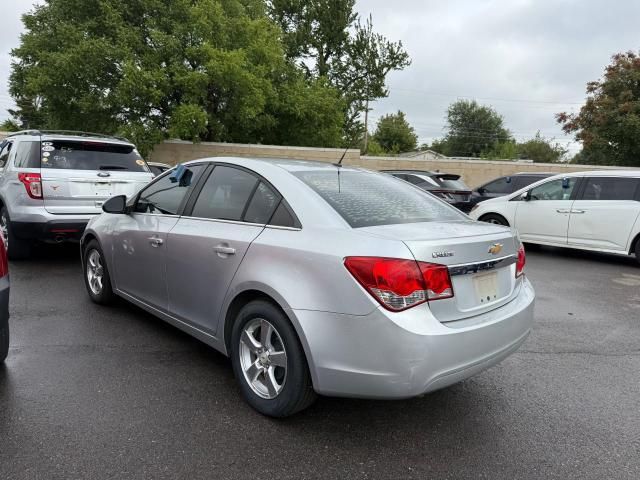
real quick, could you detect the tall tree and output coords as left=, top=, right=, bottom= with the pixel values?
left=268, top=1, right=410, bottom=143
left=557, top=51, right=640, bottom=167
left=371, top=110, right=417, bottom=154
left=9, top=0, right=345, bottom=155
left=442, top=100, right=511, bottom=157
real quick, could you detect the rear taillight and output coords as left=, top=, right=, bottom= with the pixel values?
left=0, top=235, right=8, bottom=278
left=516, top=245, right=526, bottom=278
left=18, top=172, right=43, bottom=199
left=344, top=257, right=454, bottom=312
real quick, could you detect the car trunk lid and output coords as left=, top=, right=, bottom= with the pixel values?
left=360, top=221, right=520, bottom=322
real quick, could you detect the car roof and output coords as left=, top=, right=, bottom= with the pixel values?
left=549, top=170, right=640, bottom=178
left=7, top=130, right=134, bottom=146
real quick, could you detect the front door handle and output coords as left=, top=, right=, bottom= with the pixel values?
left=556, top=209, right=571, bottom=214
left=214, top=245, right=236, bottom=256
left=148, top=236, right=164, bottom=247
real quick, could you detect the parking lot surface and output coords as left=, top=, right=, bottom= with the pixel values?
left=1, top=244, right=639, bottom=479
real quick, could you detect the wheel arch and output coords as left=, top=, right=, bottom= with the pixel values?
left=221, top=286, right=318, bottom=388
left=478, top=212, right=510, bottom=227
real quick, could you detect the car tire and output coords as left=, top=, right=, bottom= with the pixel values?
left=1, top=206, right=32, bottom=260
left=635, top=239, right=640, bottom=266
left=230, top=300, right=316, bottom=417
left=0, top=315, right=8, bottom=363
left=479, top=213, right=509, bottom=226
left=83, top=240, right=115, bottom=305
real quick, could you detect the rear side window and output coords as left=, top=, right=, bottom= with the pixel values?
left=135, top=165, right=204, bottom=215
left=481, top=177, right=512, bottom=194
left=581, top=177, right=640, bottom=201
left=191, top=166, right=258, bottom=221
left=41, top=141, right=149, bottom=172
left=14, top=141, right=41, bottom=168
left=243, top=182, right=280, bottom=224
left=269, top=201, right=298, bottom=228
left=0, top=141, right=12, bottom=169
left=294, top=170, right=463, bottom=228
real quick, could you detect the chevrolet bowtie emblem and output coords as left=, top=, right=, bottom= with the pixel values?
left=488, top=243, right=503, bottom=255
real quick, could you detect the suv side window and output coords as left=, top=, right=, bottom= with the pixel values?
left=14, top=141, right=42, bottom=168
left=191, top=166, right=259, bottom=221
left=481, top=177, right=512, bottom=194
left=135, top=164, right=204, bottom=215
left=529, top=177, right=577, bottom=201
left=581, top=177, right=640, bottom=201
left=0, top=141, right=13, bottom=169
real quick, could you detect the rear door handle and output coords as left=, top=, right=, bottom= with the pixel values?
left=214, top=245, right=236, bottom=256
left=571, top=210, right=586, bottom=214
left=148, top=236, right=164, bottom=247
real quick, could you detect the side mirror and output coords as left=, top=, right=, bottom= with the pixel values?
left=102, top=195, right=127, bottom=214
left=520, top=191, right=530, bottom=201
left=477, top=187, right=486, bottom=195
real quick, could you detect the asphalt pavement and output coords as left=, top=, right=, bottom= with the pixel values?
left=1, top=243, right=639, bottom=479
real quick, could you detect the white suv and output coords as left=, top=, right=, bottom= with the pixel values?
left=0, top=130, right=154, bottom=259
left=469, top=170, right=640, bottom=264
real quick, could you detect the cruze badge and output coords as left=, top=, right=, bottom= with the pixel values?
left=432, top=251, right=454, bottom=258
left=488, top=243, right=503, bottom=255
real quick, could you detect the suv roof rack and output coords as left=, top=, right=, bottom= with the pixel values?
left=7, top=129, right=130, bottom=142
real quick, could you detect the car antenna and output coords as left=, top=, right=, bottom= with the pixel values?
left=333, top=141, right=354, bottom=168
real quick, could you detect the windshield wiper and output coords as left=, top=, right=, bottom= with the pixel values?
left=99, top=165, right=129, bottom=170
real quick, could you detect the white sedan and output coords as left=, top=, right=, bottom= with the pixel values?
left=469, top=170, right=640, bottom=263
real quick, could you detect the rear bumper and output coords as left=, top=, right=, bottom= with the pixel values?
left=12, top=220, right=89, bottom=242
left=293, top=278, right=535, bottom=399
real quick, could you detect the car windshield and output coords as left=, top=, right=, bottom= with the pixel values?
left=294, top=169, right=465, bottom=228
left=41, top=140, right=149, bottom=172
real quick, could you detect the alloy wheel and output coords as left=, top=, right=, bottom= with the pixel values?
left=239, top=318, right=288, bottom=399
left=86, top=250, right=104, bottom=295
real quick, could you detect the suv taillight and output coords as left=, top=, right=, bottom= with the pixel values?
left=516, top=245, right=526, bottom=278
left=344, top=257, right=454, bottom=312
left=0, top=235, right=8, bottom=278
left=18, top=172, right=43, bottom=199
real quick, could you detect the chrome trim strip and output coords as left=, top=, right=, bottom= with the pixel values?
left=448, top=254, right=516, bottom=276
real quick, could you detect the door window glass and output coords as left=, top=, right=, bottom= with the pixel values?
left=243, top=182, right=280, bottom=224
left=191, top=166, right=258, bottom=221
left=581, top=177, right=639, bottom=201
left=135, top=164, right=203, bottom=215
left=529, top=178, right=577, bottom=201
left=481, top=177, right=512, bottom=194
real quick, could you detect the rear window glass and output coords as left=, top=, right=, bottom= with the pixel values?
left=436, top=177, right=470, bottom=191
left=582, top=177, right=640, bottom=201
left=14, top=141, right=41, bottom=168
left=294, top=170, right=464, bottom=228
left=41, top=141, right=149, bottom=172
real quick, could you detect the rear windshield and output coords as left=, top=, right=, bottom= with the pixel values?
left=41, top=141, right=149, bottom=172
left=294, top=170, right=464, bottom=228
left=435, top=176, right=470, bottom=191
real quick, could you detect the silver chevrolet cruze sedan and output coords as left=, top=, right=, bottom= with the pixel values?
left=81, top=157, right=535, bottom=417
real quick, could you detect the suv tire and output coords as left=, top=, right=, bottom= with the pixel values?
left=83, top=240, right=115, bottom=305
left=230, top=300, right=316, bottom=417
left=1, top=207, right=32, bottom=260
left=479, top=213, right=509, bottom=226
left=0, top=314, right=8, bottom=363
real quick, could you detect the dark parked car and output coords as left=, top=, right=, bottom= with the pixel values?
left=470, top=172, right=553, bottom=208
left=0, top=235, right=9, bottom=363
left=383, top=170, right=474, bottom=212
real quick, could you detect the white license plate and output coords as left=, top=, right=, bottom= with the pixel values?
left=473, top=272, right=498, bottom=304
left=94, top=183, right=112, bottom=196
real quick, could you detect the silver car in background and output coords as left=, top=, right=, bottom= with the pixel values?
left=0, top=130, right=153, bottom=259
left=81, top=158, right=535, bottom=417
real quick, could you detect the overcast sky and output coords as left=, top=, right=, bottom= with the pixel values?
left=2, top=0, right=639, bottom=155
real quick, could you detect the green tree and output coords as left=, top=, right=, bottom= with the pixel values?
left=557, top=51, right=640, bottom=166
left=9, top=0, right=345, bottom=155
left=517, top=132, right=568, bottom=163
left=268, top=1, right=410, bottom=143
left=371, top=111, right=418, bottom=154
left=0, top=119, right=20, bottom=132
left=443, top=100, right=511, bottom=157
